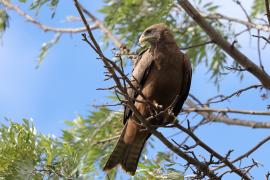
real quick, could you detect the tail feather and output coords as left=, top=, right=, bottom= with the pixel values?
left=121, top=132, right=150, bottom=175
left=103, top=136, right=128, bottom=171
left=103, top=123, right=150, bottom=175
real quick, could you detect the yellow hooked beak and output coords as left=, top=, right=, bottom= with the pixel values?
left=139, top=34, right=147, bottom=46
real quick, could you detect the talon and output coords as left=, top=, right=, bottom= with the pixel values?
left=153, top=100, right=162, bottom=110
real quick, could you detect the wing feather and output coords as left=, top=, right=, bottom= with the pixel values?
left=173, top=54, right=192, bottom=115
left=123, top=49, right=154, bottom=124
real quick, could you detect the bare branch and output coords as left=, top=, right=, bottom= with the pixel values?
left=174, top=122, right=250, bottom=179
left=95, top=134, right=121, bottom=145
left=213, top=135, right=270, bottom=171
left=1, top=0, right=98, bottom=33
left=177, top=0, right=270, bottom=89
left=180, top=40, right=213, bottom=50
left=231, top=135, right=270, bottom=165
left=201, top=12, right=270, bottom=32
left=233, top=0, right=251, bottom=23
left=183, top=107, right=270, bottom=116
left=252, top=34, right=270, bottom=44
left=207, top=84, right=263, bottom=105
left=186, top=99, right=270, bottom=128
left=266, top=171, right=270, bottom=180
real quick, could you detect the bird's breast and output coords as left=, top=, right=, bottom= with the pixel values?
left=142, top=60, right=183, bottom=107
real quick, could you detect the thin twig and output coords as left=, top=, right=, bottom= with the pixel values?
left=201, top=11, right=270, bottom=32
left=252, top=34, right=270, bottom=44
left=183, top=107, right=270, bottom=116
left=234, top=0, right=251, bottom=23
left=186, top=99, right=270, bottom=128
left=174, top=122, right=250, bottom=179
left=213, top=135, right=270, bottom=171
left=95, top=134, right=121, bottom=145
left=234, top=28, right=249, bottom=38
left=207, top=84, right=263, bottom=105
left=256, top=30, right=265, bottom=71
left=180, top=40, right=213, bottom=50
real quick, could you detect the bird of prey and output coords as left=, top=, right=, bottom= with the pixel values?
left=103, top=23, right=192, bottom=175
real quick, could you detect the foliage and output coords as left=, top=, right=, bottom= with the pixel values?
left=0, top=119, right=38, bottom=179
left=20, top=0, right=59, bottom=17
left=250, top=0, right=265, bottom=17
left=136, top=152, right=184, bottom=179
left=0, top=108, right=123, bottom=179
left=36, top=33, right=61, bottom=68
left=0, top=108, right=179, bottom=179
left=0, top=9, right=8, bottom=37
left=0, top=109, right=185, bottom=179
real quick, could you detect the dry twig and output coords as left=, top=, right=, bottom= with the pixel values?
left=186, top=99, right=270, bottom=128
left=183, top=107, right=270, bottom=116
left=207, top=84, right=263, bottom=105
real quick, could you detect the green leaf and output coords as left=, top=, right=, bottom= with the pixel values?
left=29, top=0, right=59, bottom=17
left=0, top=9, right=9, bottom=36
left=36, top=33, right=61, bottom=68
left=250, top=0, right=265, bottom=17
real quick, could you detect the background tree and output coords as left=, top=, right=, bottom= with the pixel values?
left=0, top=0, right=270, bottom=179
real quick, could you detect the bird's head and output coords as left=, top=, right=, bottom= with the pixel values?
left=139, top=23, right=175, bottom=46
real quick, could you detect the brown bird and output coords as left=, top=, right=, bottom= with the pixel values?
left=103, top=23, right=192, bottom=175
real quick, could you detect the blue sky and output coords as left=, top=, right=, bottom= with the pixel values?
left=0, top=0, right=269, bottom=179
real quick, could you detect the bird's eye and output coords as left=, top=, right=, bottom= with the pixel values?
left=145, top=29, right=153, bottom=34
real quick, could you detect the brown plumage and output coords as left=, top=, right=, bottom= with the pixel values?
left=103, top=23, right=192, bottom=175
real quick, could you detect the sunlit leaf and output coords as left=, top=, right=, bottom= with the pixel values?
left=36, top=32, right=61, bottom=68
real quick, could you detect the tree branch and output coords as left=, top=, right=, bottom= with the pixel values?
left=201, top=12, right=270, bottom=32
left=95, top=134, right=121, bottom=145
left=185, top=99, right=270, bottom=128
left=177, top=0, right=270, bottom=89
left=207, top=84, right=263, bottom=105
left=233, top=0, right=251, bottom=23
left=265, top=0, right=270, bottom=26
left=78, top=3, right=123, bottom=48
left=183, top=107, right=270, bottom=116
left=174, top=122, right=250, bottom=179
left=179, top=40, right=213, bottom=50
left=1, top=0, right=98, bottom=33
left=252, top=34, right=270, bottom=44
left=213, top=135, right=270, bottom=171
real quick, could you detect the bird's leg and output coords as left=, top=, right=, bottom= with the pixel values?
left=162, top=108, right=177, bottom=126
left=153, top=100, right=163, bottom=110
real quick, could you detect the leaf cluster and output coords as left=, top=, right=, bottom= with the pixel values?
left=0, top=8, right=8, bottom=37
left=0, top=107, right=123, bottom=179
left=19, top=0, right=59, bottom=17
left=250, top=0, right=265, bottom=18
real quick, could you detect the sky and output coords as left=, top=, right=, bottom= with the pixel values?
left=0, top=0, right=269, bottom=179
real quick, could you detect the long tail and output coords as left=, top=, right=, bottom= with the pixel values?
left=103, top=123, right=150, bottom=175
